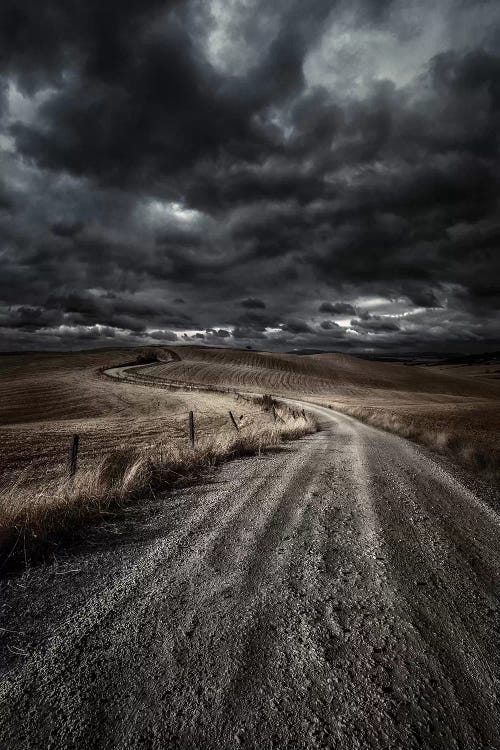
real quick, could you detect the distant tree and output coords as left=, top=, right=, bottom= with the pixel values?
left=135, top=348, right=159, bottom=364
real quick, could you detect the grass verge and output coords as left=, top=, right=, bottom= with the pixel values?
left=0, top=402, right=316, bottom=564
left=330, top=402, right=500, bottom=485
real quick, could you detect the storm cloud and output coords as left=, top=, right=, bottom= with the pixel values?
left=0, top=0, right=499, bottom=352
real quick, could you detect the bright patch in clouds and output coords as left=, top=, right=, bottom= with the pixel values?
left=202, top=0, right=280, bottom=76
left=303, top=0, right=477, bottom=96
left=142, top=200, right=202, bottom=227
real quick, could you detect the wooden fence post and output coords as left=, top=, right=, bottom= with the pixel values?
left=69, top=434, right=79, bottom=477
left=228, top=410, right=239, bottom=431
left=189, top=411, right=195, bottom=447
left=272, top=406, right=286, bottom=425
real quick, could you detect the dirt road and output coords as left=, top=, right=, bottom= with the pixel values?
left=0, top=403, right=499, bottom=749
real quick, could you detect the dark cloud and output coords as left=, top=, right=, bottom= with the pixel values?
left=404, top=287, right=442, bottom=308
left=208, top=328, right=231, bottom=338
left=0, top=305, right=63, bottom=330
left=239, top=297, right=266, bottom=309
left=320, top=320, right=341, bottom=330
left=351, top=315, right=400, bottom=333
left=319, top=302, right=357, bottom=315
left=148, top=329, right=178, bottom=341
left=281, top=319, right=313, bottom=334
left=51, top=220, right=84, bottom=238
left=0, top=0, right=499, bottom=352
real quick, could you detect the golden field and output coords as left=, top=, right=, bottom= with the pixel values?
left=136, top=346, right=500, bottom=477
left=0, top=344, right=498, bottom=553
left=0, top=349, right=315, bottom=548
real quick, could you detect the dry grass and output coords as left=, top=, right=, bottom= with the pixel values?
left=327, top=400, right=500, bottom=481
left=0, top=401, right=316, bottom=557
left=134, top=346, right=500, bottom=482
left=1, top=343, right=498, bottom=559
left=0, top=349, right=274, bottom=491
left=431, top=363, right=500, bottom=383
left=136, top=346, right=500, bottom=400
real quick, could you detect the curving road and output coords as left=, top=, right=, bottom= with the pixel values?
left=0, top=402, right=499, bottom=749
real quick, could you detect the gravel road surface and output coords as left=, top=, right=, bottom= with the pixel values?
left=0, top=403, right=499, bottom=749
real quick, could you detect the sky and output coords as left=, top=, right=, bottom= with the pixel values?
left=0, top=0, right=499, bottom=354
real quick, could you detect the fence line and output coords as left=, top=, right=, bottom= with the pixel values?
left=62, top=397, right=306, bottom=477
left=189, top=411, right=195, bottom=448
left=68, top=434, right=79, bottom=477
left=228, top=410, right=239, bottom=431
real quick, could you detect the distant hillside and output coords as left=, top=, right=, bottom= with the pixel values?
left=138, top=347, right=500, bottom=402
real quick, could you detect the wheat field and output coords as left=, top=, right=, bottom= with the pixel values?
left=136, top=346, right=500, bottom=478
left=0, top=348, right=316, bottom=549
left=1, top=344, right=498, bottom=552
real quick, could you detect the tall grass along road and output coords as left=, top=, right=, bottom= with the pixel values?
left=109, top=346, right=500, bottom=480
left=1, top=402, right=498, bottom=749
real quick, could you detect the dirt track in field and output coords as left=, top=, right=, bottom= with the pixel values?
left=1, top=401, right=498, bottom=749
